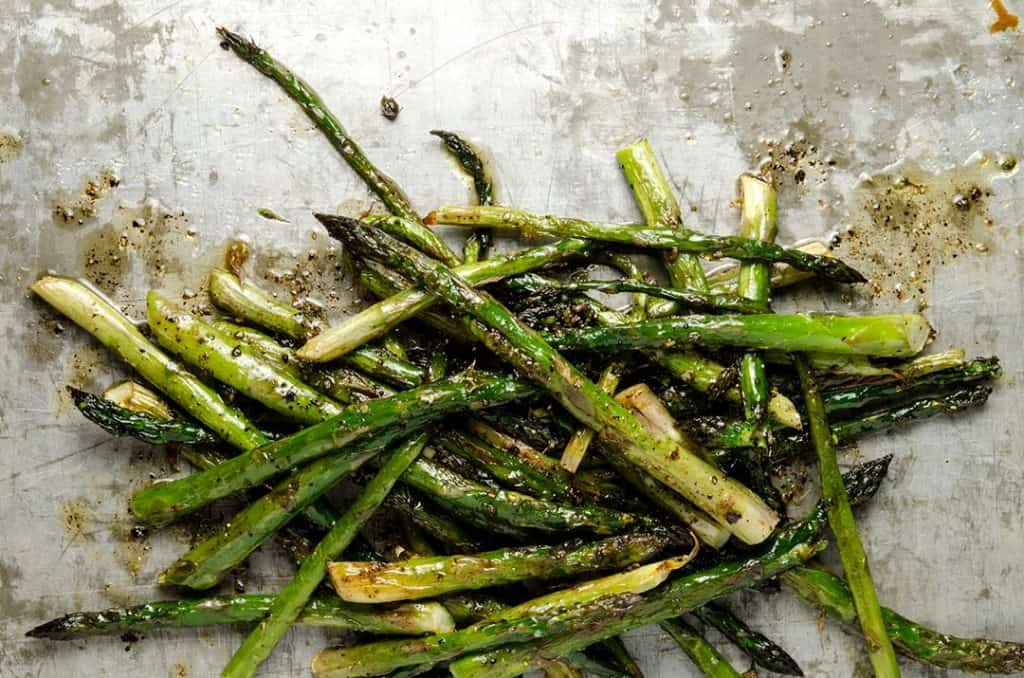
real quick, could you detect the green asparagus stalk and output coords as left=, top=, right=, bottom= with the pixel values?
left=463, top=419, right=586, bottom=500
left=559, top=364, right=621, bottom=473
left=322, top=216, right=779, bottom=545
left=328, top=533, right=672, bottom=603
left=31, top=276, right=266, bottom=451
left=208, top=270, right=424, bottom=388
left=591, top=637, right=644, bottom=678
left=594, top=251, right=649, bottom=321
left=436, top=429, right=575, bottom=503
left=158, top=438, right=383, bottom=589
left=608, top=383, right=732, bottom=548
left=208, top=267, right=313, bottom=338
left=430, top=130, right=495, bottom=262
left=599, top=450, right=730, bottom=549
left=215, top=321, right=395, bottom=402
left=382, top=486, right=486, bottom=554
left=297, top=238, right=592, bottom=362
left=311, top=555, right=696, bottom=678
left=654, top=351, right=802, bottom=429
left=827, top=384, right=991, bottom=443
left=221, top=432, right=430, bottom=678
left=660, top=619, right=743, bottom=678
left=705, top=240, right=831, bottom=294
left=130, top=371, right=534, bottom=524
left=617, top=138, right=709, bottom=316
left=782, top=566, right=1024, bottom=674
left=563, top=652, right=632, bottom=678
left=446, top=534, right=826, bottom=678
left=364, top=214, right=461, bottom=267
left=706, top=385, right=993, bottom=467
left=549, top=312, right=931, bottom=358
left=25, top=594, right=454, bottom=640
left=822, top=357, right=1000, bottom=417
left=517, top=277, right=768, bottom=314
left=216, top=28, right=423, bottom=225
left=399, top=456, right=668, bottom=539
left=794, top=355, right=899, bottom=678
left=147, top=292, right=345, bottom=425
left=736, top=174, right=777, bottom=432
left=694, top=602, right=804, bottom=676
left=69, top=387, right=215, bottom=446
left=75, top=383, right=345, bottom=549
left=425, top=205, right=865, bottom=283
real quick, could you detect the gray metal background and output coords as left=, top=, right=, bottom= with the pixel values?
left=1, top=1, right=1022, bottom=676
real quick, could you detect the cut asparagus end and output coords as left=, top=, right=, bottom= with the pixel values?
left=103, top=381, right=174, bottom=420
left=613, top=383, right=771, bottom=546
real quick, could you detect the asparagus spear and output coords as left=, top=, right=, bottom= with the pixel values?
left=515, top=277, right=768, bottom=314
left=31, top=276, right=266, bottom=451
left=25, top=594, right=454, bottom=639
left=214, top=320, right=396, bottom=401
left=130, top=371, right=534, bottom=524
left=399, top=456, right=667, bottom=538
left=430, top=130, right=495, bottom=262
left=216, top=28, right=425, bottom=227
left=822, top=357, right=1000, bottom=417
left=221, top=432, right=430, bottom=678
left=158, top=437, right=384, bottom=589
left=450, top=462, right=888, bottom=678
left=208, top=267, right=314, bottom=338
left=297, top=238, right=592, bottom=362
left=559, top=365, right=621, bottom=473
left=736, top=174, right=777, bottom=436
left=364, top=214, right=461, bottom=267
left=705, top=240, right=831, bottom=294
left=311, top=555, right=696, bottom=678
left=783, top=566, right=1024, bottom=674
left=599, top=450, right=730, bottom=549
left=73, top=382, right=345, bottom=567
left=446, top=532, right=826, bottom=678
left=382, top=486, right=486, bottom=554
left=794, top=355, right=899, bottom=678
left=425, top=205, right=865, bottom=283
left=464, top=420, right=584, bottom=500
left=549, top=312, right=930, bottom=358
left=617, top=138, right=709, bottom=316
left=322, top=216, right=779, bottom=545
left=69, top=387, right=215, bottom=446
left=435, top=429, right=575, bottom=502
left=208, top=270, right=424, bottom=388
left=590, top=637, right=644, bottom=678
left=660, top=619, right=743, bottom=678
left=328, top=533, right=672, bottom=603
left=694, top=602, right=804, bottom=676
left=148, top=292, right=345, bottom=425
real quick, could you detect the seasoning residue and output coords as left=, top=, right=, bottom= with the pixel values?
left=59, top=498, right=93, bottom=543
left=52, top=172, right=120, bottom=224
left=0, top=130, right=23, bottom=163
left=990, top=0, right=1019, bottom=33
left=834, top=151, right=1017, bottom=306
left=111, top=514, right=152, bottom=578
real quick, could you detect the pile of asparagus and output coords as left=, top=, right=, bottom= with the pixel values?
left=25, top=27, right=1023, bottom=678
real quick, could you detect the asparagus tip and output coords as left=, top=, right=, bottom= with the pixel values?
left=25, top=617, right=70, bottom=640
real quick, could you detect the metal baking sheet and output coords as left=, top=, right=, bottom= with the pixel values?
left=1, top=1, right=1021, bottom=676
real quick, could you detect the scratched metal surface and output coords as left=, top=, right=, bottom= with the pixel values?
left=1, top=1, right=1022, bottom=676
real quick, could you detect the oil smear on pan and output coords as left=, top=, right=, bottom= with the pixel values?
left=0, top=130, right=23, bottom=163
left=833, top=151, right=1018, bottom=308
